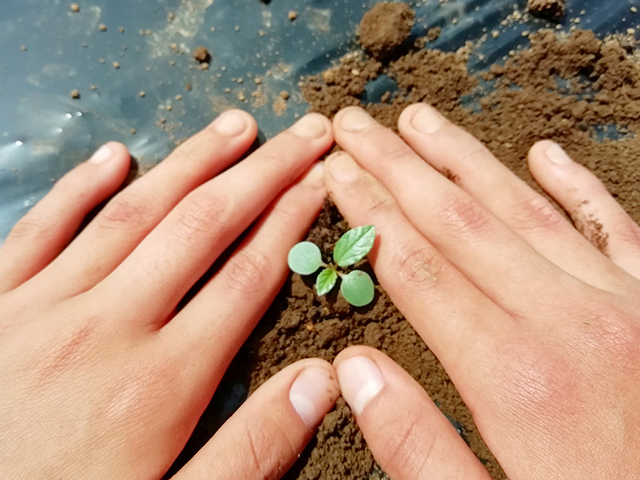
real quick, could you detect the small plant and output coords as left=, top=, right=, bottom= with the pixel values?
left=287, top=225, right=376, bottom=307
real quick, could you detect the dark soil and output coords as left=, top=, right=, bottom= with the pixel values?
left=527, top=0, right=566, bottom=18
left=358, top=2, right=415, bottom=59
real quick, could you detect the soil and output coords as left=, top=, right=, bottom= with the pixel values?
left=193, top=46, right=211, bottom=63
left=358, top=2, right=415, bottom=58
left=527, top=0, right=566, bottom=18
left=240, top=14, right=640, bottom=480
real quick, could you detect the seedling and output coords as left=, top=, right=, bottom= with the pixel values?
left=287, top=225, right=376, bottom=307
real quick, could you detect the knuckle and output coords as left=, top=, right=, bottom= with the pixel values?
left=174, top=190, right=229, bottom=241
left=378, top=144, right=414, bottom=166
left=223, top=249, right=272, bottom=295
left=510, top=194, right=566, bottom=233
left=434, top=195, right=491, bottom=240
left=98, top=192, right=154, bottom=231
left=581, top=306, right=640, bottom=375
left=376, top=413, right=431, bottom=478
left=8, top=211, right=52, bottom=241
left=392, top=245, right=442, bottom=292
left=613, top=216, right=640, bottom=247
left=244, top=415, right=295, bottom=480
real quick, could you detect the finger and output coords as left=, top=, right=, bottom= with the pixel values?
left=97, top=114, right=333, bottom=326
left=335, top=347, right=492, bottom=480
left=172, top=359, right=339, bottom=480
left=0, top=143, right=130, bottom=294
left=163, top=162, right=326, bottom=371
left=398, top=104, right=629, bottom=293
left=31, top=110, right=258, bottom=300
left=333, top=107, right=583, bottom=316
left=324, top=152, right=508, bottom=381
left=529, top=140, right=640, bottom=279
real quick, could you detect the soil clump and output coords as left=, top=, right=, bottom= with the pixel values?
left=193, top=46, right=211, bottom=63
left=358, top=2, right=415, bottom=58
left=527, top=0, right=565, bottom=18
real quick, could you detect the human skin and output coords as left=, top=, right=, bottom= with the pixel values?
left=326, top=104, right=640, bottom=479
left=0, top=110, right=339, bottom=479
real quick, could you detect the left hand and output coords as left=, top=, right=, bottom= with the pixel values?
left=0, top=110, right=338, bottom=479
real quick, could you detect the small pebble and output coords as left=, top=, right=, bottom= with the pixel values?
left=238, top=91, right=246, bottom=101
left=280, top=90, right=290, bottom=100
left=130, top=128, right=137, bottom=135
left=175, top=94, right=183, bottom=101
left=99, top=23, right=107, bottom=32
left=166, top=105, right=173, bottom=111
left=70, top=89, right=80, bottom=99
left=112, top=61, right=120, bottom=69
left=90, top=84, right=97, bottom=90
left=118, top=26, right=125, bottom=33
left=167, top=12, right=175, bottom=22
left=632, top=6, right=638, bottom=13
left=288, top=10, right=297, bottom=21
left=139, top=91, right=146, bottom=97
left=70, top=3, right=80, bottom=12
left=193, top=46, right=210, bottom=63
left=20, top=45, right=27, bottom=51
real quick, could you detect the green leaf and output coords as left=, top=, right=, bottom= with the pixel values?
left=288, top=242, right=322, bottom=275
left=333, top=225, right=376, bottom=267
left=340, top=270, right=375, bottom=307
left=315, top=268, right=338, bottom=296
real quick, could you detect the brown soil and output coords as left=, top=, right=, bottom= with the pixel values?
left=192, top=46, right=211, bottom=63
left=243, top=18, right=640, bottom=480
left=358, top=2, right=415, bottom=58
left=527, top=0, right=565, bottom=18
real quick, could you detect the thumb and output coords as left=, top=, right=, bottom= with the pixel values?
left=335, top=346, right=493, bottom=480
left=172, top=359, right=339, bottom=480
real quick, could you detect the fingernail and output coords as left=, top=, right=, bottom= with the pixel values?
left=328, top=153, right=360, bottom=183
left=411, top=104, right=446, bottom=134
left=212, top=110, right=248, bottom=136
left=289, top=366, right=335, bottom=427
left=340, top=108, right=375, bottom=132
left=89, top=144, right=115, bottom=164
left=337, top=356, right=384, bottom=415
left=544, top=142, right=572, bottom=165
left=303, top=161, right=325, bottom=186
left=290, top=114, right=328, bottom=139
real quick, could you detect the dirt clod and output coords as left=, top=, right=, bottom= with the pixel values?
left=193, top=46, right=211, bottom=63
left=358, top=2, right=415, bottom=58
left=70, top=89, right=80, bottom=99
left=527, top=0, right=565, bottom=18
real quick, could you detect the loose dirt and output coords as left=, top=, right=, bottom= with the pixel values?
left=527, top=0, right=566, bottom=18
left=242, top=9, right=640, bottom=480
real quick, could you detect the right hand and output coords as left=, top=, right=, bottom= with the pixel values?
left=325, top=104, right=640, bottom=479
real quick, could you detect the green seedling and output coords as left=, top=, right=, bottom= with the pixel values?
left=287, top=225, right=376, bottom=307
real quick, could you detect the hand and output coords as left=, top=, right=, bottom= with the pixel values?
left=324, top=104, right=640, bottom=479
left=0, top=110, right=339, bottom=479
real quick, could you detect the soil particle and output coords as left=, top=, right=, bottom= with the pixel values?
left=193, top=46, right=211, bottom=63
left=98, top=23, right=107, bottom=32
left=20, top=45, right=27, bottom=51
left=70, top=89, right=80, bottom=99
left=358, top=2, right=415, bottom=58
left=527, top=0, right=565, bottom=18
left=288, top=10, right=298, bottom=21
left=70, top=3, right=79, bottom=12
left=112, top=61, right=120, bottom=69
